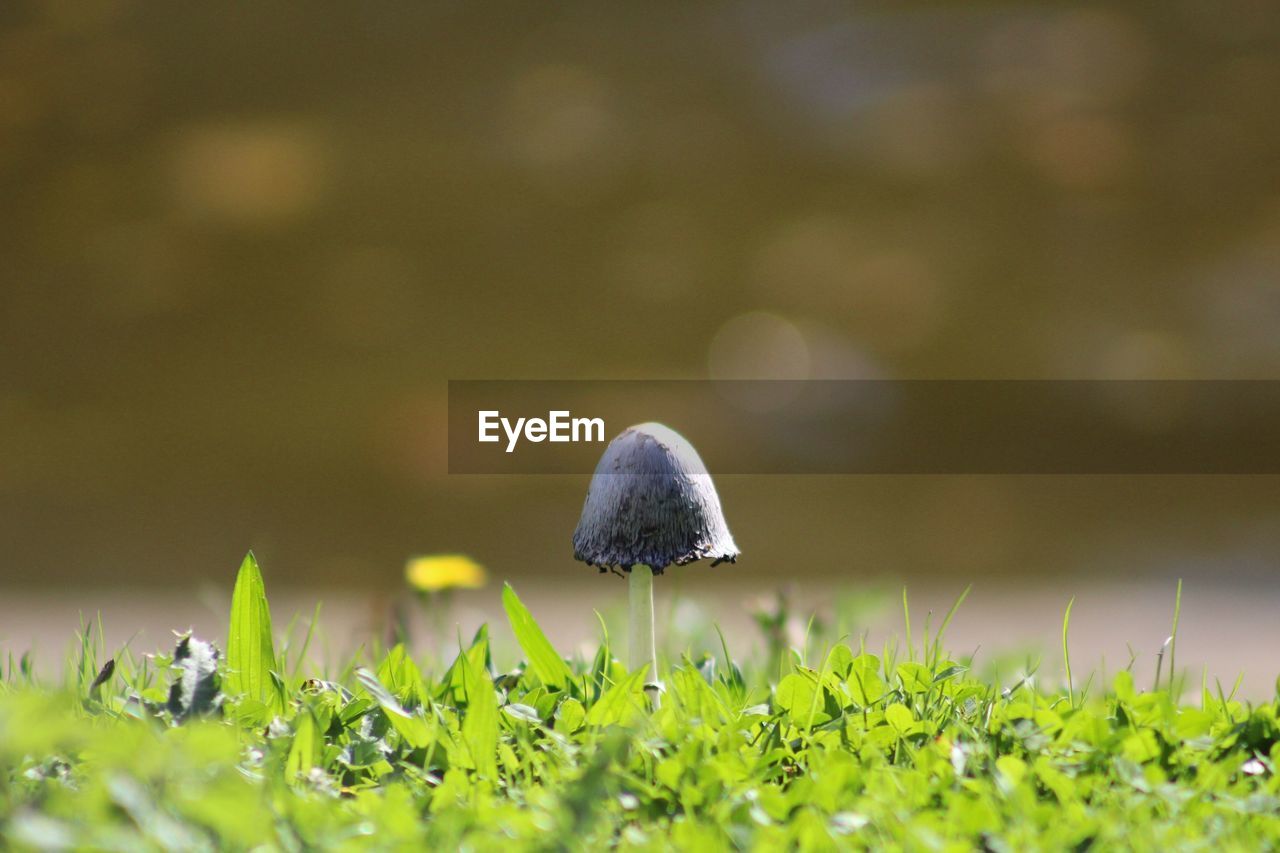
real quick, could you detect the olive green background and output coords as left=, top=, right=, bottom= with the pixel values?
left=2, top=1, right=1278, bottom=597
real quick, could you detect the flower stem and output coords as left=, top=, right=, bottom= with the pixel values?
left=629, top=564, right=661, bottom=708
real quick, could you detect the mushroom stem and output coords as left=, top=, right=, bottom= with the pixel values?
left=629, top=564, right=661, bottom=708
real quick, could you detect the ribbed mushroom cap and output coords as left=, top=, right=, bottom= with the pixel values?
left=572, top=422, right=738, bottom=575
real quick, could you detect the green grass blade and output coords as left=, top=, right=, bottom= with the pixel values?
left=285, top=709, right=321, bottom=780
left=1169, top=578, right=1182, bottom=697
left=502, top=583, right=573, bottom=691
left=226, top=551, right=281, bottom=712
left=460, top=647, right=498, bottom=779
left=1062, top=596, right=1075, bottom=708
left=929, top=584, right=971, bottom=665
left=288, top=601, right=322, bottom=682
left=902, top=587, right=913, bottom=661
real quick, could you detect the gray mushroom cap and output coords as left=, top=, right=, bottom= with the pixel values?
left=572, top=422, right=739, bottom=575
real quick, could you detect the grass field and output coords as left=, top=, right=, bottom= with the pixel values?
left=3, top=555, right=1279, bottom=851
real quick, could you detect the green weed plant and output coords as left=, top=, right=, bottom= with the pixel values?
left=1, top=558, right=1277, bottom=850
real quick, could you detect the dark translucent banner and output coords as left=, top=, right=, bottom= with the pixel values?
left=448, top=380, right=1280, bottom=474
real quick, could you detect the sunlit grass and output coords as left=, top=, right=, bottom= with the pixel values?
left=1, top=556, right=1278, bottom=849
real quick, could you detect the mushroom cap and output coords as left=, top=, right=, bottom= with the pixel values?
left=572, top=422, right=739, bottom=575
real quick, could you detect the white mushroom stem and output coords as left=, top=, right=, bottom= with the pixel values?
left=629, top=564, right=661, bottom=709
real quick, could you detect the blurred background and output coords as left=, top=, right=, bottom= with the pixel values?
left=2, top=2, right=1279, bottom=690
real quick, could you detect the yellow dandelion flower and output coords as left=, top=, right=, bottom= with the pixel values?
left=405, top=554, right=487, bottom=592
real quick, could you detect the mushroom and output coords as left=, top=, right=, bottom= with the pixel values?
left=573, top=422, right=739, bottom=706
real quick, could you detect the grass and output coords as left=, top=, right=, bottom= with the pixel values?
left=2, top=557, right=1280, bottom=850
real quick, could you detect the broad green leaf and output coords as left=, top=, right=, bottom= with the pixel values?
left=656, top=757, right=683, bottom=790
left=997, top=755, right=1027, bottom=786
left=1122, top=729, right=1161, bottom=763
left=884, top=702, right=914, bottom=732
left=586, top=668, right=647, bottom=727
left=672, top=663, right=727, bottom=723
left=226, top=552, right=281, bottom=712
left=502, top=703, right=541, bottom=725
left=847, top=655, right=886, bottom=706
left=1174, top=708, right=1213, bottom=740
left=502, top=583, right=573, bottom=691
left=286, top=709, right=321, bottom=780
left=520, top=686, right=550, bottom=718
left=897, top=662, right=932, bottom=693
left=460, top=649, right=499, bottom=779
left=867, top=725, right=899, bottom=749
left=824, top=644, right=856, bottom=680
left=439, top=624, right=490, bottom=702
left=1113, top=670, right=1136, bottom=704
left=355, top=668, right=431, bottom=749
left=377, top=644, right=426, bottom=707
left=775, top=671, right=834, bottom=727
left=555, top=697, right=586, bottom=733
left=1033, top=757, right=1076, bottom=804
left=1003, top=701, right=1034, bottom=721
